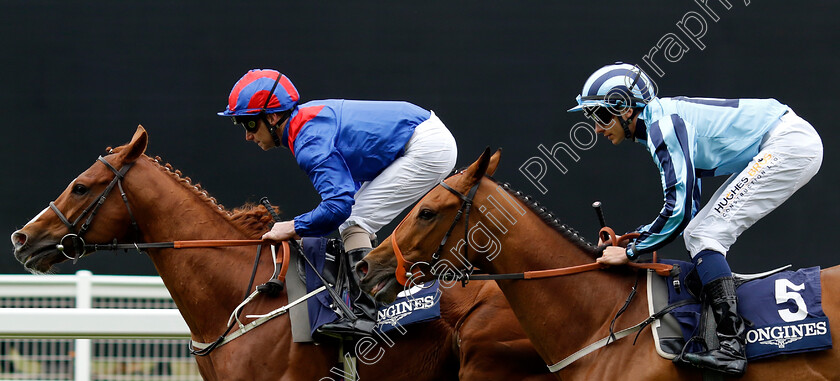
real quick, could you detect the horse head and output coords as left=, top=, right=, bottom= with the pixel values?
left=11, top=126, right=149, bottom=273
left=359, top=147, right=501, bottom=304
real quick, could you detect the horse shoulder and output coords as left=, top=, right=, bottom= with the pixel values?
left=453, top=281, right=554, bottom=380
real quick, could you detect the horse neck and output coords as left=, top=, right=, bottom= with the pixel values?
left=122, top=158, right=270, bottom=339
left=466, top=181, right=640, bottom=362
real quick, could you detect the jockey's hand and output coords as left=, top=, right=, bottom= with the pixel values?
left=597, top=246, right=630, bottom=266
left=262, top=220, right=300, bottom=242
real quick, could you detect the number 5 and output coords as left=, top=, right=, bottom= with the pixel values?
left=775, top=279, right=808, bottom=322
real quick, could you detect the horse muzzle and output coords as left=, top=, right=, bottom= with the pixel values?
left=11, top=230, right=86, bottom=272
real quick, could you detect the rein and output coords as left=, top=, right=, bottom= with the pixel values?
left=391, top=176, right=674, bottom=287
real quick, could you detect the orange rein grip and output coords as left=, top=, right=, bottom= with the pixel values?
left=278, top=240, right=290, bottom=281
left=521, top=260, right=672, bottom=279
left=523, top=263, right=606, bottom=279
left=596, top=227, right=670, bottom=276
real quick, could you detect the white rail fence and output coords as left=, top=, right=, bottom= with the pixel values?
left=0, top=271, right=199, bottom=380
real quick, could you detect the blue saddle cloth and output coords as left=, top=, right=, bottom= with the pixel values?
left=375, top=283, right=441, bottom=333
left=663, top=259, right=832, bottom=360
left=302, top=238, right=441, bottom=335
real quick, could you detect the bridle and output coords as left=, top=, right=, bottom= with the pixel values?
left=44, top=155, right=276, bottom=259
left=43, top=154, right=302, bottom=356
left=48, top=155, right=139, bottom=263
left=390, top=174, right=675, bottom=287
left=391, top=174, right=480, bottom=286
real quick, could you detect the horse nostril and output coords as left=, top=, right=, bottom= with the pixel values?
left=11, top=231, right=27, bottom=249
left=355, top=260, right=369, bottom=278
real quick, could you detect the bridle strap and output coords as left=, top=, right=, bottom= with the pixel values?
left=116, top=179, right=140, bottom=237
left=435, top=180, right=479, bottom=262
left=48, top=156, right=136, bottom=262
left=392, top=176, right=480, bottom=286
left=49, top=156, right=133, bottom=234
left=392, top=232, right=413, bottom=286
left=77, top=157, right=133, bottom=236
left=49, top=202, right=74, bottom=232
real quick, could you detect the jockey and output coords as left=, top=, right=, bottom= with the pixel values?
left=219, top=69, right=458, bottom=338
left=569, top=62, right=823, bottom=376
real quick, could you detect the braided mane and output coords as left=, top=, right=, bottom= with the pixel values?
left=110, top=145, right=276, bottom=238
left=487, top=177, right=600, bottom=258
left=145, top=154, right=275, bottom=237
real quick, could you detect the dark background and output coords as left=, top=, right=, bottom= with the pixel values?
left=1, top=1, right=837, bottom=275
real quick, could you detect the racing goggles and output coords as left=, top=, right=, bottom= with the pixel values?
left=582, top=106, right=618, bottom=127
left=231, top=115, right=262, bottom=133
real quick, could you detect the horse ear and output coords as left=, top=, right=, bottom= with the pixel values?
left=462, top=147, right=493, bottom=184
left=485, top=148, right=502, bottom=176
left=121, top=125, right=148, bottom=163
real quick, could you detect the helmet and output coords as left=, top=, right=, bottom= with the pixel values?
left=218, top=69, right=299, bottom=116
left=567, top=62, right=655, bottom=113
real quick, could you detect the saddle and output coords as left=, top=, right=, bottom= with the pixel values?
left=647, top=259, right=832, bottom=361
left=290, top=238, right=441, bottom=341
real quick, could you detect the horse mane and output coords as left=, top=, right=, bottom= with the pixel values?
left=486, top=176, right=601, bottom=258
left=109, top=146, right=275, bottom=237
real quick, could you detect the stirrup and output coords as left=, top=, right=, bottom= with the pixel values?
left=316, top=318, right=376, bottom=339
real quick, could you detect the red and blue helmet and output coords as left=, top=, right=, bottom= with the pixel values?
left=218, top=69, right=300, bottom=116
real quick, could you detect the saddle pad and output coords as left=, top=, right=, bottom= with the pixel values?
left=647, top=266, right=689, bottom=359
left=652, top=259, right=832, bottom=360
left=303, top=238, right=442, bottom=334
left=375, top=282, right=441, bottom=333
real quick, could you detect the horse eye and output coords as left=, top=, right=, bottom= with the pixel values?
left=72, top=184, right=89, bottom=195
left=418, top=209, right=437, bottom=221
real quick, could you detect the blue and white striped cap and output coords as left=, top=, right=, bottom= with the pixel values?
left=568, top=62, right=655, bottom=112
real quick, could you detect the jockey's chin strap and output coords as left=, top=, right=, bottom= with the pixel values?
left=260, top=72, right=292, bottom=148
left=263, top=110, right=291, bottom=149
left=618, top=113, right=634, bottom=141
left=48, top=156, right=139, bottom=263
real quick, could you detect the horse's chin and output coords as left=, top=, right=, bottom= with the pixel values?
left=372, top=276, right=401, bottom=305
left=16, top=244, right=63, bottom=274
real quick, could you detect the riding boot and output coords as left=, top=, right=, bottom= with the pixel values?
left=316, top=248, right=379, bottom=339
left=682, top=276, right=747, bottom=376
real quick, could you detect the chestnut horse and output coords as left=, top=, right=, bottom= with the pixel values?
left=10, top=126, right=553, bottom=381
left=359, top=148, right=840, bottom=380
